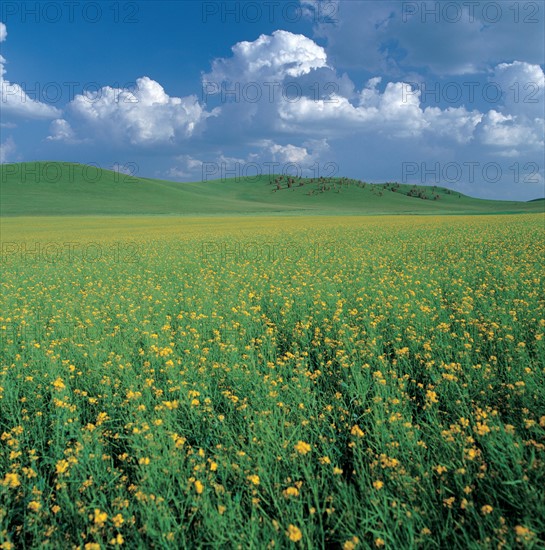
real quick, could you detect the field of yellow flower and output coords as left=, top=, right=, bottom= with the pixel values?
left=1, top=214, right=544, bottom=548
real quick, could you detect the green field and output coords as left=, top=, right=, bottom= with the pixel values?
left=1, top=162, right=543, bottom=217
left=1, top=210, right=544, bottom=548
left=1, top=163, right=544, bottom=548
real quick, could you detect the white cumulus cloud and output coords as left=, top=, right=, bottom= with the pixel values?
left=474, top=62, right=545, bottom=154
left=278, top=77, right=482, bottom=142
left=477, top=109, right=544, bottom=150
left=204, top=30, right=328, bottom=85
left=47, top=119, right=78, bottom=142
left=423, top=106, right=483, bottom=144
left=64, top=76, right=218, bottom=147
left=492, top=61, right=545, bottom=117
left=255, top=138, right=330, bottom=166
left=0, top=23, right=60, bottom=120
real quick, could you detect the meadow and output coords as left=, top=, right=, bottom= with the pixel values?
left=1, top=213, right=544, bottom=548
left=1, top=163, right=544, bottom=217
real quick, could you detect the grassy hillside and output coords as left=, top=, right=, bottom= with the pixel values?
left=1, top=162, right=543, bottom=216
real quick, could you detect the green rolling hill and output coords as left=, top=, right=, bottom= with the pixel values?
left=1, top=162, right=543, bottom=216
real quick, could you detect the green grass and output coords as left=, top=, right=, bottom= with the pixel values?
left=1, top=213, right=544, bottom=548
left=1, top=162, right=543, bottom=216
left=1, top=160, right=544, bottom=547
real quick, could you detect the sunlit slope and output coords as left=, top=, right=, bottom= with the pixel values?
left=1, top=162, right=543, bottom=216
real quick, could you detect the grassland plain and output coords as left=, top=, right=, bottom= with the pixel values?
left=1, top=213, right=544, bottom=549
left=1, top=162, right=544, bottom=217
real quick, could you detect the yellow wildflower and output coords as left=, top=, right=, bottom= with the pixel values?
left=247, top=474, right=260, bottom=486
left=93, top=508, right=108, bottom=526
left=294, top=441, right=311, bottom=455
left=350, top=425, right=365, bottom=438
left=112, top=513, right=124, bottom=527
left=287, top=525, right=302, bottom=542
left=28, top=500, right=41, bottom=512
left=52, top=377, right=65, bottom=390
left=283, top=486, right=299, bottom=497
left=343, top=536, right=360, bottom=549
left=2, top=473, right=20, bottom=488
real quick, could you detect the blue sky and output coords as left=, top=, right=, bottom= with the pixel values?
left=0, top=0, right=544, bottom=199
